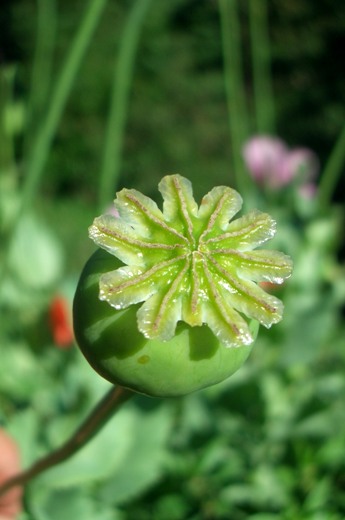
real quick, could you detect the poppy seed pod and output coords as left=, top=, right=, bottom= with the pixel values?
left=73, top=175, right=292, bottom=397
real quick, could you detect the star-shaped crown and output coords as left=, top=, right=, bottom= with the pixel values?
left=89, top=174, right=292, bottom=347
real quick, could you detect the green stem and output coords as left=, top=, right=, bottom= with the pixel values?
left=98, top=0, right=152, bottom=211
left=248, top=0, right=275, bottom=134
left=0, top=386, right=134, bottom=499
left=0, top=67, right=16, bottom=172
left=22, top=0, right=108, bottom=216
left=24, top=0, right=57, bottom=154
left=317, top=122, right=345, bottom=212
left=0, top=0, right=108, bottom=286
left=219, top=0, right=252, bottom=197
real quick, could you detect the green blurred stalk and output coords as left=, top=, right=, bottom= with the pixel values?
left=24, top=0, right=57, bottom=154
left=21, top=0, right=108, bottom=216
left=219, top=0, right=252, bottom=197
left=98, top=0, right=152, bottom=211
left=248, top=0, right=275, bottom=134
left=0, top=68, right=16, bottom=172
left=0, top=0, right=107, bottom=285
left=317, top=122, right=345, bottom=212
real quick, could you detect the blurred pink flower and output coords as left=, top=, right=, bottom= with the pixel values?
left=242, top=136, right=288, bottom=187
left=0, top=429, right=22, bottom=520
left=280, top=147, right=318, bottom=183
left=298, top=182, right=317, bottom=199
left=242, top=135, right=318, bottom=192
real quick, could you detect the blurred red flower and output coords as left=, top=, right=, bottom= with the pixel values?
left=0, top=429, right=22, bottom=520
left=49, top=295, right=74, bottom=348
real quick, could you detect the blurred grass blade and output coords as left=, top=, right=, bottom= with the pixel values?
left=248, top=0, right=275, bottom=134
left=318, top=121, right=345, bottom=212
left=0, top=68, right=16, bottom=171
left=25, top=0, right=57, bottom=153
left=21, top=0, right=108, bottom=216
left=0, top=0, right=108, bottom=287
left=98, top=0, right=152, bottom=211
left=218, top=0, right=252, bottom=198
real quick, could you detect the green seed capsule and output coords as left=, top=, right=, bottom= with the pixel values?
left=73, top=175, right=292, bottom=397
left=73, top=248, right=256, bottom=397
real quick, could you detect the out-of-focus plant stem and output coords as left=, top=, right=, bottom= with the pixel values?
left=0, top=386, right=134, bottom=499
left=249, top=0, right=275, bottom=134
left=24, top=0, right=57, bottom=154
left=318, top=122, right=345, bottom=212
left=0, top=0, right=107, bottom=286
left=98, top=0, right=152, bottom=211
left=0, top=68, right=16, bottom=172
left=21, top=0, right=107, bottom=216
left=219, top=0, right=252, bottom=199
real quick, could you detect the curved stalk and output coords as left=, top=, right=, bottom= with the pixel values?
left=0, top=386, right=134, bottom=499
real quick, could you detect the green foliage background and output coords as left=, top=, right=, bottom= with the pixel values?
left=4, top=0, right=345, bottom=201
left=1, top=0, right=345, bottom=519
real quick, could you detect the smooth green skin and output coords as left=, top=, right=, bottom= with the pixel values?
left=73, top=249, right=256, bottom=397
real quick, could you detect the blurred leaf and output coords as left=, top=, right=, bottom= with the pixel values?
left=0, top=339, right=49, bottom=400
left=36, top=403, right=137, bottom=489
left=30, top=487, right=119, bottom=520
left=35, top=398, right=173, bottom=509
left=153, top=493, right=189, bottom=520
left=247, top=515, right=282, bottom=520
left=9, top=213, right=64, bottom=291
left=172, top=393, right=213, bottom=446
left=6, top=408, right=41, bottom=466
left=279, top=294, right=338, bottom=365
left=98, top=400, right=174, bottom=505
left=251, top=464, right=289, bottom=509
left=294, top=406, right=345, bottom=439
left=304, top=477, right=332, bottom=513
left=260, top=372, right=296, bottom=440
left=0, top=174, right=20, bottom=232
left=4, top=101, right=26, bottom=136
